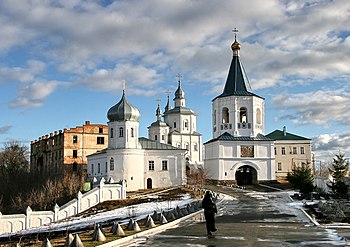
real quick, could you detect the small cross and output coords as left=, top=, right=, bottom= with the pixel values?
left=176, top=73, right=182, bottom=83
left=165, top=90, right=172, bottom=97
left=232, top=28, right=239, bottom=39
left=156, top=97, right=161, bottom=105
left=122, top=80, right=126, bottom=91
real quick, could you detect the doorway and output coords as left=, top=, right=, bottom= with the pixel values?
left=235, top=165, right=257, bottom=185
left=146, top=178, right=152, bottom=189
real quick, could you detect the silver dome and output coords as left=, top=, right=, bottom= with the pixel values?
left=107, top=91, right=140, bottom=122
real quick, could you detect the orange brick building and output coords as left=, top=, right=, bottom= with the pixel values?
left=30, top=121, right=108, bottom=176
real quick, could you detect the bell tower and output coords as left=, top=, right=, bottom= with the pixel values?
left=211, top=33, right=265, bottom=138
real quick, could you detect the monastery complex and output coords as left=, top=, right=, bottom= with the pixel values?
left=31, top=37, right=312, bottom=191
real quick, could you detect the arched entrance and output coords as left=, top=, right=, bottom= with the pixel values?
left=146, top=178, right=152, bottom=189
left=235, top=165, right=257, bottom=185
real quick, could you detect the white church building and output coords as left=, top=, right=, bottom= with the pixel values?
left=204, top=38, right=275, bottom=185
left=87, top=82, right=202, bottom=191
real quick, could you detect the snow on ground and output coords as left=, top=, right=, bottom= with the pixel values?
left=1, top=194, right=196, bottom=238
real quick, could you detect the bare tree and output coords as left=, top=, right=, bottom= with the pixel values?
left=187, top=168, right=211, bottom=189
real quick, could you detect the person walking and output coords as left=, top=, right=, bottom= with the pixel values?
left=202, top=190, right=217, bottom=237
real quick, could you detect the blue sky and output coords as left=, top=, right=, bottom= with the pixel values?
left=1, top=0, right=350, bottom=164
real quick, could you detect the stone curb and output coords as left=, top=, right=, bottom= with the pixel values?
left=96, top=193, right=225, bottom=247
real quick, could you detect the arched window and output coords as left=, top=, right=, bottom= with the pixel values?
left=110, top=128, right=114, bottom=138
left=240, top=107, right=247, bottom=123
left=110, top=158, right=114, bottom=171
left=194, top=143, right=198, bottom=151
left=91, top=163, right=94, bottom=174
left=185, top=142, right=190, bottom=151
left=98, top=163, right=101, bottom=173
left=131, top=128, right=134, bottom=137
left=256, top=108, right=261, bottom=124
left=222, top=107, right=229, bottom=123
left=119, top=127, right=124, bottom=137
left=184, top=120, right=189, bottom=130
left=213, top=110, right=217, bottom=125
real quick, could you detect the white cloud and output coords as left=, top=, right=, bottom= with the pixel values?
left=273, top=89, right=350, bottom=126
left=10, top=81, right=60, bottom=109
left=312, top=132, right=350, bottom=161
left=80, top=63, right=163, bottom=94
left=0, top=60, right=46, bottom=84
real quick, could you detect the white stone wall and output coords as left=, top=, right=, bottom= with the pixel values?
left=143, top=149, right=186, bottom=189
left=0, top=181, right=125, bottom=235
left=204, top=140, right=275, bottom=181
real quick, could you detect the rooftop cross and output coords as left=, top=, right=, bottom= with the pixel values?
left=232, top=28, right=239, bottom=40
left=156, top=97, right=161, bottom=105
left=165, top=90, right=172, bottom=97
left=176, top=73, right=182, bottom=83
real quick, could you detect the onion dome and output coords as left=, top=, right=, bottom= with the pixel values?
left=231, top=38, right=241, bottom=52
left=107, top=91, right=140, bottom=122
left=174, top=80, right=184, bottom=99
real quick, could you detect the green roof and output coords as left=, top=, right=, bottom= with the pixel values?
left=139, top=137, right=184, bottom=150
left=204, top=132, right=273, bottom=144
left=266, top=130, right=310, bottom=141
left=213, top=43, right=263, bottom=101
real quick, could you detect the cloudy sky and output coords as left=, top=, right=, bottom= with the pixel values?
left=1, top=0, right=349, bottom=163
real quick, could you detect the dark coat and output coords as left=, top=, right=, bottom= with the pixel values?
left=202, top=191, right=217, bottom=233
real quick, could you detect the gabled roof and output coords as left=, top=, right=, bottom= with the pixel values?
left=204, top=132, right=273, bottom=144
left=266, top=130, right=311, bottom=141
left=213, top=40, right=263, bottom=101
left=139, top=137, right=185, bottom=150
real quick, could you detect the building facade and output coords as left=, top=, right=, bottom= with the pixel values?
left=87, top=90, right=187, bottom=192
left=266, top=126, right=312, bottom=179
left=204, top=38, right=275, bottom=185
left=148, top=81, right=203, bottom=169
left=30, top=121, right=108, bottom=176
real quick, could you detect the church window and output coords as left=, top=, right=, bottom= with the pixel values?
left=194, top=143, right=198, bottom=151
left=148, top=161, right=155, bottom=171
left=105, top=162, right=107, bottom=173
left=162, top=160, right=168, bottom=170
left=174, top=122, right=176, bottom=128
left=293, top=147, right=297, bottom=154
left=99, top=127, right=103, bottom=134
left=73, top=150, right=78, bottom=158
left=98, top=163, right=100, bottom=173
left=278, top=162, right=282, bottom=171
left=73, top=135, right=78, bottom=144
left=155, top=135, right=158, bottom=140
left=300, top=147, right=305, bottom=154
left=184, top=120, right=189, bottom=130
left=110, top=128, right=114, bottom=138
left=97, top=136, right=105, bottom=144
left=274, top=147, right=277, bottom=155
left=110, top=158, right=114, bottom=171
left=119, top=127, right=124, bottom=137
left=256, top=108, right=261, bottom=124
left=281, top=147, right=286, bottom=155
left=91, top=163, right=94, bottom=174
left=162, top=135, right=165, bottom=141
left=213, top=110, right=217, bottom=125
left=222, top=107, right=229, bottom=123
left=240, top=107, right=247, bottom=123
left=131, top=128, right=134, bottom=137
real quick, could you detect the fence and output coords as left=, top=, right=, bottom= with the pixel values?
left=0, top=179, right=126, bottom=235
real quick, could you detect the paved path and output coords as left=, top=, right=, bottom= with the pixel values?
left=126, top=186, right=350, bottom=247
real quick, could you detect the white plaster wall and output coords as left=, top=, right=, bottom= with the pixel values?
left=144, top=149, right=186, bottom=189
